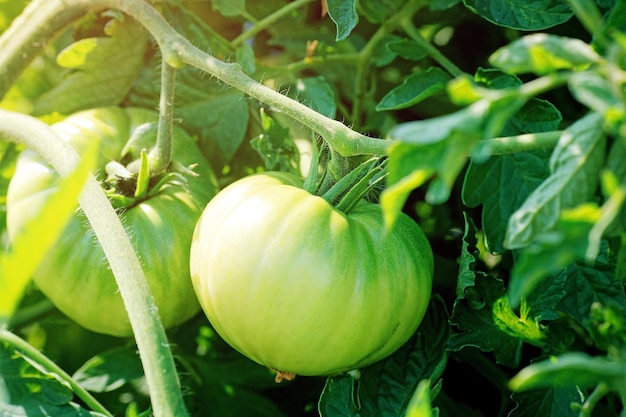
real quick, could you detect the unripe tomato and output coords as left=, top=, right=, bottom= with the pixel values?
left=190, top=171, right=433, bottom=377
left=6, top=107, right=218, bottom=337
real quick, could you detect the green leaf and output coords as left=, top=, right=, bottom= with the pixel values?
left=289, top=76, right=337, bottom=118
left=509, top=387, right=583, bottom=417
left=250, top=108, right=300, bottom=174
left=359, top=0, right=406, bottom=23
left=569, top=71, right=625, bottom=131
left=0, top=341, right=107, bottom=417
left=236, top=43, right=256, bottom=75
left=505, top=112, right=606, bottom=249
left=462, top=99, right=560, bottom=253
left=463, top=0, right=573, bottom=30
left=376, top=67, right=452, bottom=111
left=72, top=345, right=145, bottom=393
left=326, top=0, right=359, bottom=41
left=489, top=34, right=599, bottom=75
left=386, top=38, right=428, bottom=61
left=463, top=151, right=551, bottom=253
left=448, top=217, right=525, bottom=367
left=211, top=0, right=246, bottom=17
left=0, top=139, right=96, bottom=323
left=382, top=101, right=489, bottom=228
left=557, top=252, right=625, bottom=328
left=507, top=205, right=600, bottom=304
left=176, top=90, right=249, bottom=169
left=179, top=354, right=286, bottom=417
left=509, top=352, right=626, bottom=391
left=319, top=297, right=449, bottom=417
left=32, top=18, right=148, bottom=116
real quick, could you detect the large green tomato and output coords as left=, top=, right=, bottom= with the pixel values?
left=190, top=171, right=433, bottom=377
left=7, top=107, right=218, bottom=337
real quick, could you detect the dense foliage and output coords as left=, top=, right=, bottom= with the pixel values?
left=0, top=0, right=625, bottom=416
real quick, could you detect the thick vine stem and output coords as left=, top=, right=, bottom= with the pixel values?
left=0, top=0, right=390, bottom=158
left=0, top=109, right=188, bottom=417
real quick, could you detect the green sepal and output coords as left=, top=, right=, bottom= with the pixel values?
left=134, top=149, right=150, bottom=200
left=320, top=157, right=384, bottom=213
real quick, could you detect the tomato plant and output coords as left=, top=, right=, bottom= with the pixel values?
left=6, top=107, right=219, bottom=336
left=0, top=0, right=625, bottom=417
left=190, top=171, right=433, bottom=379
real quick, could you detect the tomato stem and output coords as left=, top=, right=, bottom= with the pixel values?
left=0, top=328, right=113, bottom=416
left=152, top=59, right=176, bottom=174
left=0, top=108, right=189, bottom=417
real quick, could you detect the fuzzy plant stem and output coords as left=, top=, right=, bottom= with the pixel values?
left=0, top=108, right=189, bottom=417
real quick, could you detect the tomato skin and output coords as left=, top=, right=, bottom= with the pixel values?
left=6, top=107, right=218, bottom=337
left=190, top=172, right=433, bottom=376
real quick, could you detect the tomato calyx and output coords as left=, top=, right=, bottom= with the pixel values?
left=302, top=140, right=388, bottom=214
left=103, top=122, right=198, bottom=209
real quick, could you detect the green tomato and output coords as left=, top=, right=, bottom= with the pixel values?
left=190, top=171, right=433, bottom=377
left=7, top=107, right=218, bottom=337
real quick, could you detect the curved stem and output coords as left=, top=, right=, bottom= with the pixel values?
left=0, top=109, right=188, bottom=417
left=231, top=0, right=316, bottom=48
left=0, top=0, right=388, bottom=157
left=1, top=329, right=112, bottom=416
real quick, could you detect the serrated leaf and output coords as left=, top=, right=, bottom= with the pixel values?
left=319, top=297, right=449, bottom=417
left=463, top=98, right=560, bottom=253
left=32, top=18, right=148, bottom=116
left=376, top=67, right=451, bottom=111
left=326, top=0, right=359, bottom=41
left=0, top=341, right=107, bottom=417
left=507, top=205, right=601, bottom=304
left=0, top=138, right=96, bottom=323
left=463, top=0, right=573, bottom=30
left=509, top=386, right=583, bottom=417
left=489, top=34, right=599, bottom=75
left=72, top=345, right=144, bottom=393
left=557, top=253, right=625, bottom=327
left=211, top=0, right=246, bottom=17
left=505, top=112, right=606, bottom=249
left=463, top=151, right=551, bottom=253
left=448, top=216, right=525, bottom=367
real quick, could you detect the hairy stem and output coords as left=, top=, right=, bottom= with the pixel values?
left=0, top=330, right=113, bottom=416
left=0, top=108, right=188, bottom=417
left=152, top=60, right=176, bottom=174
